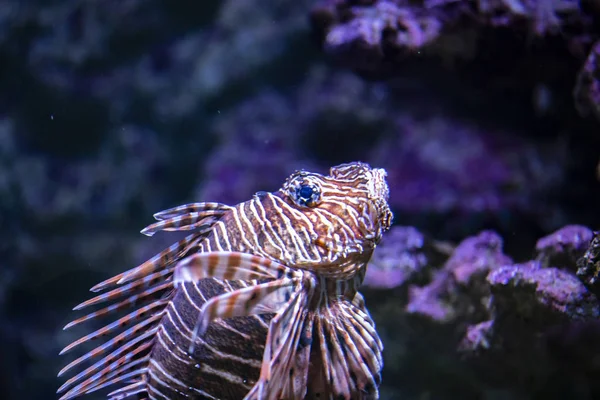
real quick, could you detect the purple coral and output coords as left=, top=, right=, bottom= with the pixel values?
left=459, top=320, right=494, bottom=351
left=535, top=224, right=593, bottom=270
left=574, top=40, right=600, bottom=120
left=406, top=230, right=511, bottom=321
left=446, top=230, right=512, bottom=284
left=311, top=0, right=600, bottom=121
left=456, top=260, right=600, bottom=392
left=477, top=0, right=582, bottom=35
left=398, top=227, right=600, bottom=395
left=364, top=226, right=451, bottom=289
left=577, top=230, right=600, bottom=287
left=312, top=0, right=592, bottom=62
left=488, top=261, right=599, bottom=319
left=316, top=1, right=443, bottom=59
left=406, top=271, right=456, bottom=321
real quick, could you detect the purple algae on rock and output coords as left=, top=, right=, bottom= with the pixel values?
left=456, top=259, right=600, bottom=393
left=577, top=230, right=600, bottom=288
left=574, top=40, right=600, bottom=120
left=488, top=261, right=600, bottom=320
left=406, top=230, right=511, bottom=322
left=310, top=0, right=600, bottom=120
left=446, top=230, right=512, bottom=284
left=535, top=224, right=594, bottom=270
left=363, top=225, right=452, bottom=289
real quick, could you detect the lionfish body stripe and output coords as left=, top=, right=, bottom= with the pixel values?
left=59, top=162, right=393, bottom=400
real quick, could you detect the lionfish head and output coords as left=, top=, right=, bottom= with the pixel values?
left=273, top=161, right=393, bottom=272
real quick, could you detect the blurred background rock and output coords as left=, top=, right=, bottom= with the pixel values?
left=1, top=0, right=599, bottom=399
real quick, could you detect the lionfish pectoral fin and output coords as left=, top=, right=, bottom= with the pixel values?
left=242, top=387, right=260, bottom=400
left=59, top=203, right=233, bottom=399
left=318, top=302, right=354, bottom=398
left=267, top=309, right=310, bottom=400
left=173, top=251, right=295, bottom=283
left=316, top=300, right=383, bottom=398
left=175, top=251, right=299, bottom=354
left=344, top=301, right=383, bottom=360
left=194, top=278, right=297, bottom=334
left=57, top=339, right=153, bottom=400
left=186, top=278, right=297, bottom=354
left=337, top=309, right=381, bottom=396
left=313, top=297, right=383, bottom=399
left=244, top=275, right=313, bottom=400
left=351, top=292, right=365, bottom=309
left=284, top=316, right=313, bottom=398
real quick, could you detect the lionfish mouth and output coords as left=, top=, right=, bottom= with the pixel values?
left=364, top=167, right=390, bottom=203
left=358, top=165, right=393, bottom=235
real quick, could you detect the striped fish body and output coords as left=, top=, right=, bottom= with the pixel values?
left=151, top=280, right=268, bottom=399
left=59, top=162, right=393, bottom=400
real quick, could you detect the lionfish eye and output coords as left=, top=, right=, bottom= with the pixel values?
left=294, top=183, right=320, bottom=207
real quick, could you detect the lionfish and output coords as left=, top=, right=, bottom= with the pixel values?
left=58, top=162, right=393, bottom=400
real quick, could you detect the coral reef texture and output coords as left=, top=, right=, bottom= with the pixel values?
left=311, top=0, right=600, bottom=119
left=1, top=0, right=599, bottom=399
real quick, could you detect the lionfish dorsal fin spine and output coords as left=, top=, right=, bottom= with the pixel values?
left=58, top=341, right=153, bottom=399
left=141, top=212, right=226, bottom=237
left=58, top=315, right=162, bottom=382
left=106, top=380, right=147, bottom=399
left=72, top=270, right=172, bottom=312
left=116, top=232, right=205, bottom=285
left=89, top=228, right=208, bottom=293
left=152, top=202, right=231, bottom=221
left=64, top=280, right=172, bottom=330
left=58, top=202, right=229, bottom=398
left=59, top=301, right=165, bottom=356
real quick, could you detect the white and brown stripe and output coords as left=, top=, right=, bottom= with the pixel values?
left=58, top=161, right=392, bottom=400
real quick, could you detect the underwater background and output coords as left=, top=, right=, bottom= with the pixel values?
left=1, top=1, right=600, bottom=399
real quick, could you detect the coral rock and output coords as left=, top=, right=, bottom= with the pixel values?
left=488, top=261, right=600, bottom=320
left=363, top=225, right=452, bottom=289
left=577, top=230, right=600, bottom=288
left=575, top=40, right=600, bottom=120
left=535, top=224, right=594, bottom=270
